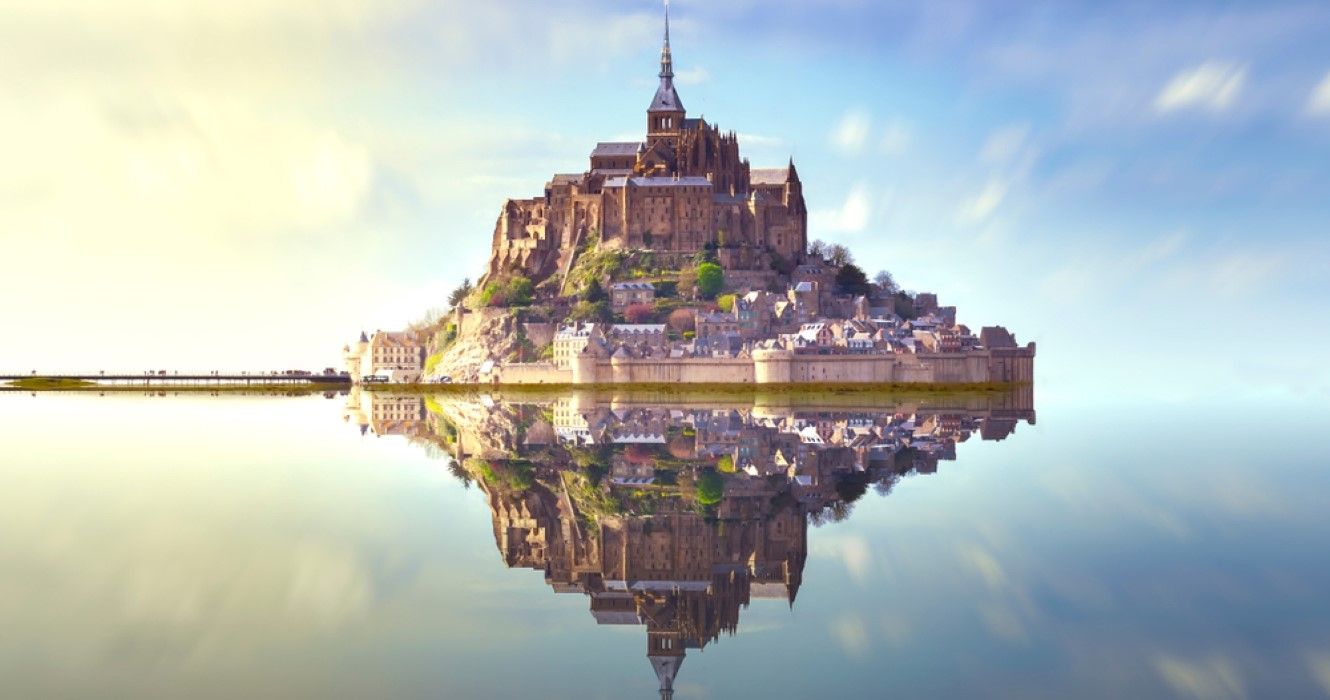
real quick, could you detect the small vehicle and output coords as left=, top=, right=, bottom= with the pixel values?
left=437, top=376, right=453, bottom=384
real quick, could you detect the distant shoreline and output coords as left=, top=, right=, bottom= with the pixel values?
left=2, top=376, right=350, bottom=392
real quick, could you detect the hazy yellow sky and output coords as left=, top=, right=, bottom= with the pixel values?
left=1, top=0, right=481, bottom=371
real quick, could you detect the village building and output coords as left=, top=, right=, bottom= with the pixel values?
left=553, top=323, right=605, bottom=369
left=696, top=311, right=740, bottom=339
left=610, top=281, right=657, bottom=312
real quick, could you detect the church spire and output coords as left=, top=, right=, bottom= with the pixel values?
left=660, top=0, right=674, bottom=80
left=647, top=0, right=684, bottom=127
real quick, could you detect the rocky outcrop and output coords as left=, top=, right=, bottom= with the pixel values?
left=427, top=308, right=521, bottom=383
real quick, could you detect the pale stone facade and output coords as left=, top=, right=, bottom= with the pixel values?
left=344, top=330, right=427, bottom=383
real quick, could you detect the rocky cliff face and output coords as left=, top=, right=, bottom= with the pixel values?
left=427, top=309, right=522, bottom=383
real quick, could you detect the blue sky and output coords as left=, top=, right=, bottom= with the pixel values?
left=1, top=0, right=1327, bottom=399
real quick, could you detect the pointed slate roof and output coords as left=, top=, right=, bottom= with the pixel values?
left=650, top=654, right=683, bottom=700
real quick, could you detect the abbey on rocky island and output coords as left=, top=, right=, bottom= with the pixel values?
left=486, top=2, right=808, bottom=284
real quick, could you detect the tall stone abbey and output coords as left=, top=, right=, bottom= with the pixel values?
left=487, top=3, right=808, bottom=283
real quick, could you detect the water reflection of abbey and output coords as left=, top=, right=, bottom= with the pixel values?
left=344, top=390, right=1034, bottom=698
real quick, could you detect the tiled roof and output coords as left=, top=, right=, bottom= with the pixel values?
left=610, top=324, right=667, bottom=334
left=628, top=176, right=712, bottom=188
left=750, top=168, right=789, bottom=186
left=371, top=331, right=424, bottom=348
left=591, top=142, right=643, bottom=158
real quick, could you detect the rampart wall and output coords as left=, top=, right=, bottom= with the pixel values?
left=494, top=344, right=1035, bottom=386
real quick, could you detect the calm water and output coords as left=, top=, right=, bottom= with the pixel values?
left=2, top=389, right=1329, bottom=699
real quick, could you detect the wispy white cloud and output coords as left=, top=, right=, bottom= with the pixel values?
left=957, top=179, right=1008, bottom=224
left=812, top=183, right=872, bottom=233
left=1307, top=651, right=1330, bottom=696
left=1154, top=61, right=1248, bottom=113
left=1153, top=654, right=1246, bottom=700
left=830, top=615, right=870, bottom=658
left=1135, top=230, right=1189, bottom=266
left=979, top=124, right=1032, bottom=165
left=1306, top=71, right=1330, bottom=115
left=830, top=110, right=871, bottom=154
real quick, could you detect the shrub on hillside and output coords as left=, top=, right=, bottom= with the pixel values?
left=570, top=300, right=612, bottom=323
left=624, top=303, right=656, bottom=324
left=695, top=470, right=724, bottom=506
left=666, top=308, right=696, bottom=333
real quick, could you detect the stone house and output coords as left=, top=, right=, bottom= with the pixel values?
left=797, top=323, right=835, bottom=348
left=366, top=330, right=426, bottom=383
left=610, top=281, right=657, bottom=312
left=607, top=324, right=668, bottom=349
left=553, top=323, right=605, bottom=369
left=734, top=290, right=775, bottom=338
left=696, top=311, right=739, bottom=339
left=788, top=282, right=820, bottom=324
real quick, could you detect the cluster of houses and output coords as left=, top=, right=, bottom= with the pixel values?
left=552, top=404, right=1014, bottom=491
left=558, top=279, right=996, bottom=364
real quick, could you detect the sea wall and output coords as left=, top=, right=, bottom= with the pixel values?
left=572, top=357, right=756, bottom=384
left=495, top=362, right=571, bottom=384
left=495, top=345, right=1035, bottom=386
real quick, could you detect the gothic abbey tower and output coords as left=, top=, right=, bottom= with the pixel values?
left=486, top=1, right=809, bottom=285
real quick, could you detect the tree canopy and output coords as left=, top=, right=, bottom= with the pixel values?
left=808, top=239, right=854, bottom=266
left=874, top=270, right=898, bottom=295
left=581, top=279, right=607, bottom=303
left=696, top=262, right=724, bottom=300
left=695, top=470, right=724, bottom=506
left=826, top=243, right=854, bottom=267
left=835, top=263, right=872, bottom=297
left=624, top=303, right=655, bottom=323
left=448, top=278, right=472, bottom=307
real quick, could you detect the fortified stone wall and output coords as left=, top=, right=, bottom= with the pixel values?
left=496, top=362, right=572, bottom=384
left=496, top=345, right=1035, bottom=386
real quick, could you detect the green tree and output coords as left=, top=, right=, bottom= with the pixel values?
left=695, top=470, right=724, bottom=506
left=448, top=278, right=473, bottom=307
left=715, top=294, right=736, bottom=313
left=504, top=276, right=534, bottom=307
left=570, top=300, right=612, bottom=323
left=696, top=262, right=724, bottom=300
left=582, top=279, right=608, bottom=303
left=479, top=282, right=502, bottom=306
left=835, top=263, right=872, bottom=297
